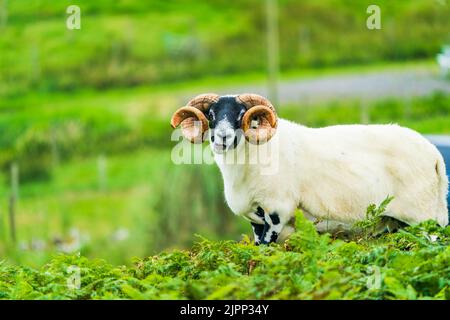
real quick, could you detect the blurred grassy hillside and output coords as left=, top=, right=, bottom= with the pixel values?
left=0, top=0, right=449, bottom=266
left=1, top=0, right=449, bottom=96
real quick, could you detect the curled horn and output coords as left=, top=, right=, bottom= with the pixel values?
left=170, top=93, right=220, bottom=143
left=236, top=93, right=278, bottom=144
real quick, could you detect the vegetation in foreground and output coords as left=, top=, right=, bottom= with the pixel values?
left=0, top=212, right=448, bottom=300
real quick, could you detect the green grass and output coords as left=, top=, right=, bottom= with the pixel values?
left=0, top=212, right=448, bottom=299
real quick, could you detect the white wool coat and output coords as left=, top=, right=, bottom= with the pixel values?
left=214, top=119, right=449, bottom=235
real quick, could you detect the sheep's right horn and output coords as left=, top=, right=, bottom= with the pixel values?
left=170, top=93, right=219, bottom=143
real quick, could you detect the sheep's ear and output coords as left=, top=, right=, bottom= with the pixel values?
left=170, top=106, right=209, bottom=143
left=241, top=105, right=277, bottom=144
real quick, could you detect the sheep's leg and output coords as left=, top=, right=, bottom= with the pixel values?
left=260, top=212, right=284, bottom=244
left=251, top=222, right=265, bottom=245
left=250, top=206, right=266, bottom=245
left=248, top=207, right=286, bottom=245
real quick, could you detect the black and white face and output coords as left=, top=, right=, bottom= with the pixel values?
left=207, top=96, right=247, bottom=154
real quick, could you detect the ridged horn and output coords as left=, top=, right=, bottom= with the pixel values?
left=170, top=93, right=220, bottom=143
left=236, top=93, right=277, bottom=144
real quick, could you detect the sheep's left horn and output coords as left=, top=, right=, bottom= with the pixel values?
left=237, top=94, right=278, bottom=144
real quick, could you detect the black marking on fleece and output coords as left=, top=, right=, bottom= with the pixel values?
left=256, top=206, right=265, bottom=217
left=269, top=213, right=280, bottom=225
left=251, top=222, right=265, bottom=242
left=269, top=231, right=278, bottom=243
left=259, top=222, right=270, bottom=245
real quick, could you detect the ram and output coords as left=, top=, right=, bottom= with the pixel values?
left=171, top=93, right=449, bottom=244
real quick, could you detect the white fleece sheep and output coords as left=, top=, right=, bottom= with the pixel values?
left=214, top=119, right=448, bottom=243
left=171, top=93, right=448, bottom=244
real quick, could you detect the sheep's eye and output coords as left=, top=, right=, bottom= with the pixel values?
left=236, top=109, right=245, bottom=122
left=209, top=110, right=215, bottom=120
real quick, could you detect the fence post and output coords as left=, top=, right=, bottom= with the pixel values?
left=50, top=127, right=60, bottom=168
left=9, top=163, right=18, bottom=243
left=0, top=0, right=8, bottom=29
left=360, top=99, right=370, bottom=124
left=404, top=96, right=412, bottom=120
left=97, top=155, right=108, bottom=192
left=30, top=44, right=41, bottom=83
left=266, top=0, right=279, bottom=106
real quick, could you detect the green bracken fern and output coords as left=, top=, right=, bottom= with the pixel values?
left=0, top=209, right=448, bottom=300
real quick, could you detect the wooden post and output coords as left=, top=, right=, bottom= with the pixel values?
left=266, top=0, right=280, bottom=106
left=9, top=163, right=18, bottom=243
left=404, top=96, right=412, bottom=120
left=30, top=44, right=40, bottom=83
left=50, top=127, right=60, bottom=168
left=97, top=155, right=108, bottom=192
left=360, top=99, right=370, bottom=124
left=0, top=0, right=8, bottom=29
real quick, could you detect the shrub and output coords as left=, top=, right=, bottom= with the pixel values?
left=0, top=215, right=448, bottom=299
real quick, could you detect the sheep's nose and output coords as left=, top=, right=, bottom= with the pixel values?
left=216, top=130, right=234, bottom=142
